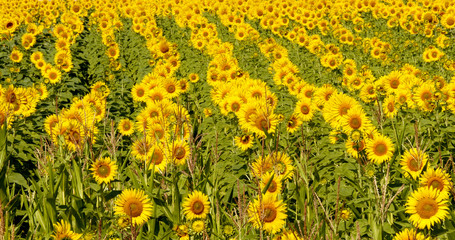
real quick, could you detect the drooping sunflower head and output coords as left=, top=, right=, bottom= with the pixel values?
left=90, top=157, right=118, bottom=185
left=114, top=189, right=153, bottom=226
left=182, top=190, right=211, bottom=220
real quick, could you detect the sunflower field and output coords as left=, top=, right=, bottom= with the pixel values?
left=2, top=0, right=455, bottom=239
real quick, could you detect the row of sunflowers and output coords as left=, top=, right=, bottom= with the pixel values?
left=1, top=0, right=455, bottom=239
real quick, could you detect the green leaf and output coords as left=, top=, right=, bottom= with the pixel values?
left=9, top=172, right=28, bottom=187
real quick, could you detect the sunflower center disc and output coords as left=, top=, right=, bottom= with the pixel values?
left=429, top=179, right=442, bottom=191
left=174, top=147, right=186, bottom=159
left=301, top=105, right=310, bottom=114
left=241, top=136, right=250, bottom=143
left=126, top=201, right=143, bottom=218
left=137, top=89, right=145, bottom=97
left=390, top=79, right=399, bottom=89
left=192, top=201, right=204, bottom=214
left=387, top=103, right=395, bottom=112
left=232, top=103, right=240, bottom=112
left=268, top=181, right=277, bottom=193
left=340, top=106, right=350, bottom=116
left=152, top=152, right=163, bottom=164
left=408, top=158, right=421, bottom=171
left=374, top=143, right=387, bottom=156
left=259, top=119, right=270, bottom=131
left=98, top=165, right=110, bottom=177
left=417, top=198, right=438, bottom=219
left=167, top=85, right=176, bottom=93
left=263, top=207, right=277, bottom=222
left=350, top=117, right=361, bottom=129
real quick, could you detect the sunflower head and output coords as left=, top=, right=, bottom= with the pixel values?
left=51, top=220, right=82, bottom=240
left=248, top=193, right=287, bottom=234
left=114, top=189, right=153, bottom=226
left=182, top=190, right=211, bottom=220
left=90, top=157, right=118, bottom=185
left=400, top=148, right=428, bottom=180
left=406, top=187, right=449, bottom=229
left=366, top=134, right=394, bottom=164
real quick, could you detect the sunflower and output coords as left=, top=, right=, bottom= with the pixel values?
left=115, top=119, right=134, bottom=136
left=190, top=219, right=205, bottom=234
left=30, top=51, right=44, bottom=64
left=188, top=73, right=199, bottom=83
left=323, top=93, right=357, bottom=129
left=382, top=71, right=402, bottom=94
left=163, top=78, right=180, bottom=98
left=413, top=83, right=434, bottom=111
left=313, top=84, right=336, bottom=108
left=51, top=220, right=82, bottom=240
left=392, top=228, right=426, bottom=240
left=44, top=114, right=60, bottom=136
left=90, top=157, right=118, bottom=184
left=383, top=95, right=398, bottom=118
left=406, top=187, right=449, bottom=229
left=227, top=96, right=243, bottom=113
left=21, top=33, right=36, bottom=49
left=341, top=106, right=372, bottom=134
left=10, top=49, right=23, bottom=63
left=234, top=134, right=254, bottom=151
left=173, top=224, right=189, bottom=238
left=365, top=134, right=394, bottom=164
left=286, top=113, right=302, bottom=133
left=107, top=45, right=120, bottom=60
left=441, top=13, right=455, bottom=29
left=35, top=83, right=48, bottom=100
left=147, top=87, right=167, bottom=102
left=170, top=140, right=190, bottom=166
left=359, top=83, right=377, bottom=103
left=182, top=190, right=211, bottom=220
left=35, top=59, right=46, bottom=70
left=131, top=84, right=148, bottom=102
left=114, top=189, right=153, bottom=226
left=339, top=209, right=353, bottom=221
left=148, top=144, right=167, bottom=172
left=273, top=230, right=303, bottom=240
left=260, top=171, right=283, bottom=195
left=248, top=193, right=287, bottom=234
left=250, top=108, right=279, bottom=137
left=131, top=139, right=153, bottom=161
left=420, top=168, right=452, bottom=196
left=294, top=98, right=315, bottom=122
left=346, top=139, right=366, bottom=159
left=400, top=148, right=428, bottom=180
left=46, top=67, right=62, bottom=84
